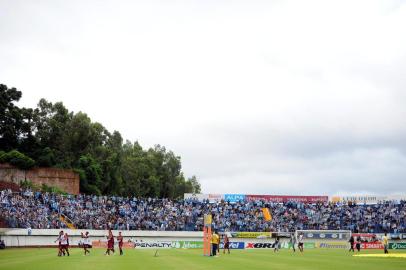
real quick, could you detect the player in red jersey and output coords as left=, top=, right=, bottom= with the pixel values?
left=223, top=233, right=230, bottom=254
left=105, top=229, right=115, bottom=255
left=117, top=232, right=124, bottom=255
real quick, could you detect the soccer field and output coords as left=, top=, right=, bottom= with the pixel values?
left=1, top=248, right=405, bottom=270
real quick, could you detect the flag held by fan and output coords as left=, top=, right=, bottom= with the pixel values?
left=262, top=208, right=272, bottom=221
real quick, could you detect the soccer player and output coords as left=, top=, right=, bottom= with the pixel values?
left=382, top=233, right=389, bottom=254
left=81, top=231, right=90, bottom=255
left=211, top=231, right=219, bottom=257
left=105, top=229, right=115, bottom=256
left=298, top=233, right=304, bottom=253
left=217, top=232, right=221, bottom=256
left=290, top=233, right=296, bottom=252
left=274, top=236, right=280, bottom=252
left=61, top=233, right=70, bottom=256
left=54, top=230, right=64, bottom=256
left=348, top=235, right=355, bottom=252
left=117, top=232, right=124, bottom=255
left=223, top=233, right=230, bottom=254
left=355, top=236, right=361, bottom=252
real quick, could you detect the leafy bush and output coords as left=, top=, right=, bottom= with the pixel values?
left=0, top=150, right=35, bottom=169
left=41, top=183, right=68, bottom=195
left=20, top=180, right=39, bottom=190
left=0, top=151, right=6, bottom=162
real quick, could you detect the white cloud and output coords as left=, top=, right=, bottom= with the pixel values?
left=0, top=0, right=405, bottom=196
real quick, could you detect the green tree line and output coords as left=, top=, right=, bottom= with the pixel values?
left=0, top=84, right=201, bottom=198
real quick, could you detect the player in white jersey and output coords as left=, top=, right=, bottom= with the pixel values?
left=61, top=233, right=70, bottom=256
left=298, top=233, right=304, bottom=253
left=54, top=230, right=65, bottom=256
left=81, top=231, right=91, bottom=255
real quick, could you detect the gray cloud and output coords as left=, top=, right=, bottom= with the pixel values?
left=1, top=0, right=405, bottom=196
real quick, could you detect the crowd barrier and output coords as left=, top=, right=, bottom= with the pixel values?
left=1, top=229, right=405, bottom=250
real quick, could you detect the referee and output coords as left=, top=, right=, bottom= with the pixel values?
left=382, top=233, right=389, bottom=254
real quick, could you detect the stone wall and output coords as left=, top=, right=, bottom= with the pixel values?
left=0, top=163, right=79, bottom=194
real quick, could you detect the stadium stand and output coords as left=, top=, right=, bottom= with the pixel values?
left=0, top=189, right=405, bottom=233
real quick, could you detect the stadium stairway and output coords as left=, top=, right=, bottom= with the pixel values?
left=59, top=214, right=76, bottom=230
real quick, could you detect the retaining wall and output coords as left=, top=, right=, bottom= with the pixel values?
left=0, top=164, right=79, bottom=194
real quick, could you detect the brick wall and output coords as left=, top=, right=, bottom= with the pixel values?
left=0, top=163, right=79, bottom=194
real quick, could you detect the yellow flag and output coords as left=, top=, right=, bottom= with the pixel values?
left=262, top=208, right=272, bottom=221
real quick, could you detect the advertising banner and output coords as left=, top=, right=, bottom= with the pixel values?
left=389, top=243, right=406, bottom=250
left=246, top=195, right=328, bottom=203
left=387, top=195, right=406, bottom=202
left=219, top=242, right=245, bottom=249
left=208, top=194, right=224, bottom=202
left=185, top=193, right=328, bottom=203
left=390, top=233, right=401, bottom=240
left=273, top=232, right=292, bottom=238
left=184, top=193, right=209, bottom=201
left=304, top=242, right=316, bottom=249
left=280, top=242, right=315, bottom=249
left=92, top=240, right=134, bottom=248
left=247, top=242, right=315, bottom=249
left=355, top=242, right=384, bottom=249
left=132, top=241, right=245, bottom=249
left=231, top=232, right=271, bottom=238
left=134, top=241, right=173, bottom=249
left=183, top=193, right=224, bottom=202
left=246, top=242, right=275, bottom=249
left=224, top=194, right=246, bottom=203
left=280, top=242, right=292, bottom=249
left=316, top=242, right=348, bottom=249
left=91, top=240, right=106, bottom=248
left=332, top=195, right=387, bottom=205
left=303, top=232, right=350, bottom=240
left=173, top=241, right=204, bottom=249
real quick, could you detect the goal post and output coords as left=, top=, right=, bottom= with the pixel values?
left=203, top=214, right=212, bottom=256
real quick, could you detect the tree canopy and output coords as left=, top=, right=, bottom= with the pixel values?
left=0, top=84, right=201, bottom=198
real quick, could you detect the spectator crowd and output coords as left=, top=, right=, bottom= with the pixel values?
left=1, top=189, right=405, bottom=233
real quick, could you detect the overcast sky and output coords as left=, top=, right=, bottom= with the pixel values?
left=1, top=0, right=405, bottom=196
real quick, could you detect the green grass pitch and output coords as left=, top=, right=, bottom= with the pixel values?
left=0, top=248, right=405, bottom=270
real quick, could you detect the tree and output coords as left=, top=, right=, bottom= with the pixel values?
left=0, top=84, right=24, bottom=150
left=187, top=175, right=201, bottom=193
left=33, top=99, right=72, bottom=166
left=77, top=154, right=103, bottom=195
left=0, top=150, right=35, bottom=170
left=0, top=83, right=202, bottom=197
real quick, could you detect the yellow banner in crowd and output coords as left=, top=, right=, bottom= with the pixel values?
left=262, top=208, right=272, bottom=221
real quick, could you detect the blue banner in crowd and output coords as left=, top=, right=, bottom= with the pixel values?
left=224, top=194, right=246, bottom=203
left=219, top=242, right=245, bottom=249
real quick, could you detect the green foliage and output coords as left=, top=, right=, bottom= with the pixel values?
left=0, top=151, right=6, bottom=161
left=20, top=180, right=68, bottom=195
left=0, top=150, right=35, bottom=169
left=0, top=85, right=23, bottom=150
left=187, top=175, right=201, bottom=194
left=77, top=155, right=103, bottom=195
left=40, top=183, right=68, bottom=195
left=36, top=147, right=55, bottom=167
left=20, top=180, right=38, bottom=190
left=0, top=84, right=201, bottom=198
